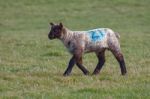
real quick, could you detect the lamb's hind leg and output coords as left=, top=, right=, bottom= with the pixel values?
left=110, top=49, right=127, bottom=75
left=93, top=50, right=106, bottom=75
left=108, top=32, right=127, bottom=75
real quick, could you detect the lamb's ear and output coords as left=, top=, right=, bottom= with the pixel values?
left=49, top=22, right=54, bottom=26
left=59, top=22, right=63, bottom=28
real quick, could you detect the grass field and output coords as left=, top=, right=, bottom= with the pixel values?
left=0, top=0, right=150, bottom=98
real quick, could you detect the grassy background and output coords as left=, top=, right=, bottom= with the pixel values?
left=0, top=0, right=150, bottom=98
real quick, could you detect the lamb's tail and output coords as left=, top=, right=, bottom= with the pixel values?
left=115, top=32, right=120, bottom=39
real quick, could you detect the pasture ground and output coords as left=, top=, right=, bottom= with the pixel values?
left=0, top=0, right=150, bottom=99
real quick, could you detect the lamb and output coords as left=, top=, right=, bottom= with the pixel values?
left=48, top=22, right=127, bottom=76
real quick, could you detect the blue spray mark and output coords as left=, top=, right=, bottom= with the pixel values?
left=87, top=28, right=106, bottom=42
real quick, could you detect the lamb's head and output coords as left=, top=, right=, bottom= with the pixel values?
left=48, top=22, right=63, bottom=39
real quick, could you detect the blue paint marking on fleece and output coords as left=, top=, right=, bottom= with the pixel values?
left=87, top=28, right=106, bottom=42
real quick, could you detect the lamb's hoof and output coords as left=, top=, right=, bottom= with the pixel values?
left=92, top=73, right=99, bottom=75
left=84, top=71, right=90, bottom=75
left=121, top=72, right=127, bottom=76
left=92, top=70, right=100, bottom=75
left=63, top=73, right=70, bottom=77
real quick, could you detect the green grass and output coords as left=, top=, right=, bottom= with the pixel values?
left=0, top=0, right=150, bottom=98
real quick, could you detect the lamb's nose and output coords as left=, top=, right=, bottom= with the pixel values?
left=48, top=34, right=54, bottom=39
left=48, top=34, right=51, bottom=39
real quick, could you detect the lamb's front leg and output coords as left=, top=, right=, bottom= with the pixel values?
left=63, top=56, right=75, bottom=76
left=76, top=56, right=90, bottom=75
left=63, top=54, right=89, bottom=76
left=74, top=50, right=90, bottom=75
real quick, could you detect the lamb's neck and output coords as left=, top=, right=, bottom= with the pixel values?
left=60, top=27, right=74, bottom=43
